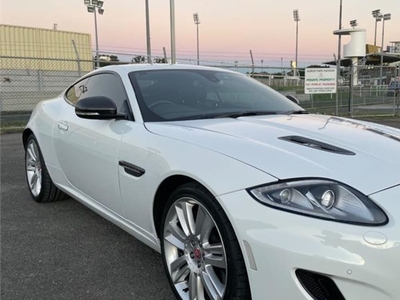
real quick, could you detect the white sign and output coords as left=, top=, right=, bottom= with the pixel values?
left=305, top=68, right=337, bottom=94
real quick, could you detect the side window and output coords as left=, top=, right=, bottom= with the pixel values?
left=66, top=78, right=89, bottom=105
left=66, top=73, right=129, bottom=114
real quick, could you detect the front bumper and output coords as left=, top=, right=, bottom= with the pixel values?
left=218, top=184, right=400, bottom=300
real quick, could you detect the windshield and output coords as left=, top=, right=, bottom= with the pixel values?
left=129, top=69, right=303, bottom=122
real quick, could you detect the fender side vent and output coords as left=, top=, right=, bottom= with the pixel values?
left=279, top=136, right=355, bottom=156
left=119, top=161, right=145, bottom=177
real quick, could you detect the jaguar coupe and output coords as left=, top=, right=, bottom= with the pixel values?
left=24, top=64, right=400, bottom=300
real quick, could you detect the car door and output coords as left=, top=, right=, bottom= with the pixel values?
left=53, top=72, right=132, bottom=215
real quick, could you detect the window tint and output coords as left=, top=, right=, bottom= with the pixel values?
left=66, top=78, right=89, bottom=104
left=66, top=73, right=129, bottom=114
left=129, top=69, right=301, bottom=122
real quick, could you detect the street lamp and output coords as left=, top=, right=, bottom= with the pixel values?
left=193, top=13, right=200, bottom=65
left=293, top=9, right=300, bottom=76
left=379, top=13, right=391, bottom=85
left=84, top=0, right=105, bottom=69
left=350, top=20, right=358, bottom=28
left=372, top=9, right=381, bottom=46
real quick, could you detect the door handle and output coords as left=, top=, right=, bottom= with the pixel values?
left=58, top=122, right=69, bottom=132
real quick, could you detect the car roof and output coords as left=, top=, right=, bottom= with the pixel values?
left=90, top=63, right=239, bottom=77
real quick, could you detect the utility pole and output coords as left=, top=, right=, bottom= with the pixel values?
left=94, top=9, right=100, bottom=68
left=145, top=0, right=152, bottom=63
left=293, top=9, right=300, bottom=76
left=379, top=13, right=391, bottom=85
left=84, top=0, right=105, bottom=69
left=336, top=0, right=343, bottom=116
left=372, top=9, right=381, bottom=46
left=170, top=0, right=176, bottom=64
left=193, top=13, right=200, bottom=65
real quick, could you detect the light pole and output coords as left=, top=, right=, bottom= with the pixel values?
left=350, top=19, right=358, bottom=28
left=193, top=13, right=200, bottom=65
left=170, top=0, right=176, bottom=64
left=84, top=0, right=104, bottom=69
left=145, top=0, right=152, bottom=63
left=372, top=9, right=381, bottom=46
left=293, top=9, right=300, bottom=76
left=379, top=13, right=391, bottom=85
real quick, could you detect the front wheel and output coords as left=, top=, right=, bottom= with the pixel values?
left=25, top=134, right=68, bottom=203
left=160, top=182, right=251, bottom=300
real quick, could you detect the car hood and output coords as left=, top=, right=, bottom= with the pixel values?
left=145, top=115, right=400, bottom=195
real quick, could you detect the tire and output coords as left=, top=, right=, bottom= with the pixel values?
left=25, top=134, right=68, bottom=203
left=160, top=182, right=251, bottom=300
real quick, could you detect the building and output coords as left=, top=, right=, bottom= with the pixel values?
left=0, top=24, right=93, bottom=71
left=0, top=25, right=94, bottom=112
left=388, top=41, right=400, bottom=54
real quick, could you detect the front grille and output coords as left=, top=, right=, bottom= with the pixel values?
left=296, top=269, right=345, bottom=300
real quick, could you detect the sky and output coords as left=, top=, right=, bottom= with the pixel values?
left=1, top=0, right=399, bottom=66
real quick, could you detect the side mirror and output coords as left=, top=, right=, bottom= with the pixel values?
left=286, top=95, right=300, bottom=105
left=75, top=96, right=125, bottom=120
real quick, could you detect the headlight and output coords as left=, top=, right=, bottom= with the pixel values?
left=248, top=179, right=387, bottom=225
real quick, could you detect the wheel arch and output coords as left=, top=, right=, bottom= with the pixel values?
left=22, top=128, right=34, bottom=148
left=155, top=175, right=253, bottom=299
left=153, top=175, right=202, bottom=238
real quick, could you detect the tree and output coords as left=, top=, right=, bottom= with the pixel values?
left=95, top=54, right=121, bottom=67
left=132, top=55, right=146, bottom=63
left=154, top=57, right=167, bottom=63
left=110, top=55, right=119, bottom=62
left=306, top=65, right=330, bottom=69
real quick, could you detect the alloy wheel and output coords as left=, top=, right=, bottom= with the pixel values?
left=26, top=139, right=42, bottom=197
left=163, top=197, right=227, bottom=300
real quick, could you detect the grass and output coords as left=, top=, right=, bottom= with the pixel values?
left=355, top=116, right=400, bottom=128
left=0, top=121, right=27, bottom=134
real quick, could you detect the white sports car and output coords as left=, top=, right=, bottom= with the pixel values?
left=24, top=64, right=400, bottom=300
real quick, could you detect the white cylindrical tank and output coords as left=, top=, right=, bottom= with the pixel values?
left=334, top=28, right=366, bottom=58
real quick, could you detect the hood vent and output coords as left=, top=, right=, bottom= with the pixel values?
left=279, top=136, right=355, bottom=155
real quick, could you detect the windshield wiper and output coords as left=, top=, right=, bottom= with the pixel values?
left=207, top=111, right=277, bottom=119
left=286, top=110, right=309, bottom=115
left=170, top=110, right=278, bottom=121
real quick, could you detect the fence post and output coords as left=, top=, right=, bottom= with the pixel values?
left=311, top=94, right=314, bottom=109
left=396, top=65, right=400, bottom=117
left=71, top=40, right=82, bottom=77
left=348, top=64, right=354, bottom=117
left=249, top=50, right=254, bottom=75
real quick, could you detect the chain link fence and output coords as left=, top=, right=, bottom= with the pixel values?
left=1, top=56, right=399, bottom=128
left=0, top=56, right=93, bottom=112
left=188, top=61, right=399, bottom=117
left=243, top=64, right=400, bottom=117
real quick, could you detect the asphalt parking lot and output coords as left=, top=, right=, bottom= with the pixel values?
left=1, top=118, right=399, bottom=300
left=1, top=133, right=175, bottom=300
